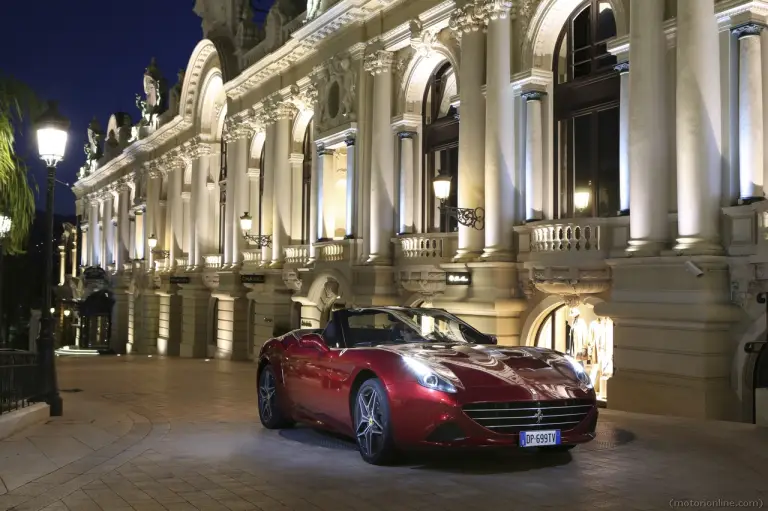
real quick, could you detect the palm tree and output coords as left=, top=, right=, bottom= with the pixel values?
left=0, top=75, right=39, bottom=255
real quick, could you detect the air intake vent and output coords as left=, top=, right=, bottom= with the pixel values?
left=462, top=399, right=594, bottom=435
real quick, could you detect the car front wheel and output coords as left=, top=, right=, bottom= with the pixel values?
left=258, top=365, right=293, bottom=429
left=353, top=378, right=398, bottom=465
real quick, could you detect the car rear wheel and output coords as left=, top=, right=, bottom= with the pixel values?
left=353, top=378, right=398, bottom=465
left=258, top=365, right=294, bottom=429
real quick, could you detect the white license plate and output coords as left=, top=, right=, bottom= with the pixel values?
left=519, top=430, right=561, bottom=447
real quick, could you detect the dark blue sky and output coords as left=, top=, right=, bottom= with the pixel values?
left=2, top=1, right=203, bottom=216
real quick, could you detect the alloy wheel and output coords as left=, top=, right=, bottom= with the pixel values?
left=355, top=385, right=385, bottom=457
left=259, top=369, right=276, bottom=423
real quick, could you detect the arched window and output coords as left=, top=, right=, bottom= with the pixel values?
left=553, top=0, right=619, bottom=218
left=301, top=124, right=313, bottom=244
left=258, top=144, right=265, bottom=236
left=422, top=62, right=459, bottom=232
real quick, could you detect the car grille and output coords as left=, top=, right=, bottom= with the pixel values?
left=462, top=398, right=594, bottom=434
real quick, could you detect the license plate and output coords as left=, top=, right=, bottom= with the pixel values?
left=519, top=430, right=561, bottom=447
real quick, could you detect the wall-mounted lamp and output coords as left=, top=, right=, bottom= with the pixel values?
left=239, top=212, right=272, bottom=248
left=148, top=234, right=169, bottom=258
left=432, top=174, right=485, bottom=230
left=63, top=309, right=71, bottom=317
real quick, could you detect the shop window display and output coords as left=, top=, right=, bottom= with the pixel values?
left=535, top=303, right=613, bottom=402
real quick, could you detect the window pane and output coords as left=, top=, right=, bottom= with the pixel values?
left=557, top=120, right=569, bottom=217
left=556, top=33, right=569, bottom=84
left=572, top=5, right=592, bottom=49
left=573, top=48, right=591, bottom=65
left=597, top=107, right=620, bottom=216
left=595, top=52, right=618, bottom=71
left=573, top=114, right=593, bottom=218
left=596, top=3, right=617, bottom=42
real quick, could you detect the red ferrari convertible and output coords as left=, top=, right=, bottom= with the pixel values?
left=256, top=307, right=598, bottom=465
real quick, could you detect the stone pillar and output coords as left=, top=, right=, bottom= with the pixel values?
left=215, top=297, right=250, bottom=361
left=169, top=166, right=183, bottom=264
left=90, top=201, right=100, bottom=265
left=617, top=62, right=630, bottom=214
left=272, top=108, right=295, bottom=266
left=189, top=159, right=202, bottom=266
left=103, top=197, right=114, bottom=265
left=627, top=0, right=668, bottom=254
left=128, top=216, right=136, bottom=261
left=398, top=132, right=415, bottom=234
left=80, top=226, right=89, bottom=267
left=674, top=0, right=722, bottom=254
left=117, top=185, right=130, bottom=270
left=156, top=292, right=182, bottom=357
left=111, top=288, right=129, bottom=354
left=735, top=23, right=765, bottom=203
left=235, top=137, right=251, bottom=265
left=308, top=124, right=319, bottom=260
left=345, top=134, right=357, bottom=237
left=289, top=153, right=305, bottom=242
left=523, top=91, right=545, bottom=222
left=481, top=0, right=514, bottom=260
left=180, top=289, right=209, bottom=358
left=135, top=209, right=145, bottom=260
left=70, top=238, right=77, bottom=277
left=365, top=50, right=395, bottom=264
left=145, top=176, right=158, bottom=263
left=450, top=4, right=486, bottom=260
left=182, top=191, right=191, bottom=260
left=247, top=167, right=261, bottom=248
left=58, top=246, right=66, bottom=285
left=317, top=146, right=335, bottom=239
left=139, top=293, right=159, bottom=354
left=261, top=124, right=275, bottom=262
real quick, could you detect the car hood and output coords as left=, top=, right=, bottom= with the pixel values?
left=383, top=343, right=589, bottom=398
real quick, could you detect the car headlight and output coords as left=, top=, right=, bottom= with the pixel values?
left=565, top=355, right=593, bottom=388
left=402, top=356, right=458, bottom=393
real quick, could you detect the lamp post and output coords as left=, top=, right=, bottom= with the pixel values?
left=34, top=100, right=69, bottom=417
left=147, top=234, right=169, bottom=259
left=432, top=174, right=485, bottom=230
left=239, top=212, right=272, bottom=248
left=0, top=215, right=11, bottom=347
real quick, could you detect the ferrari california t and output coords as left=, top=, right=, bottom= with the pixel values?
left=256, top=307, right=598, bottom=465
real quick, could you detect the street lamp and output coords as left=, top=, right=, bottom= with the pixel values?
left=239, top=212, right=272, bottom=248
left=431, top=174, right=485, bottom=230
left=0, top=214, right=11, bottom=347
left=63, top=309, right=71, bottom=317
left=34, top=100, right=68, bottom=417
left=147, top=234, right=169, bottom=258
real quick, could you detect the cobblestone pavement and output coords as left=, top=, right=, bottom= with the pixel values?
left=1, top=356, right=767, bottom=511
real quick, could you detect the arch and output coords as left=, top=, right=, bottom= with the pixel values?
left=519, top=294, right=605, bottom=347
left=291, top=109, right=314, bottom=152
left=398, top=42, right=460, bottom=115
left=198, top=70, right=226, bottom=137
left=250, top=131, right=266, bottom=161
left=179, top=40, right=223, bottom=123
left=522, top=0, right=627, bottom=70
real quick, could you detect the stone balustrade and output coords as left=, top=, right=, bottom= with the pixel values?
left=285, top=245, right=310, bottom=266
left=394, top=233, right=458, bottom=264
left=530, top=223, right=602, bottom=252
left=203, top=254, right=222, bottom=270
left=315, top=239, right=359, bottom=263
left=242, top=249, right=263, bottom=267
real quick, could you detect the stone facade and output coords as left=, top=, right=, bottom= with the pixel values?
left=72, top=0, right=768, bottom=423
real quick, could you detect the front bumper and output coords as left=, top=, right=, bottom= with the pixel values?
left=386, top=382, right=598, bottom=449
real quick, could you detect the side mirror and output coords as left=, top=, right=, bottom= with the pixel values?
left=484, top=334, right=498, bottom=345
left=299, top=333, right=329, bottom=352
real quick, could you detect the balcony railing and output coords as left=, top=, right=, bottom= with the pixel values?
left=395, top=233, right=458, bottom=264
left=203, top=254, right=222, bottom=270
left=0, top=350, right=38, bottom=415
left=531, top=223, right=601, bottom=252
left=285, top=245, right=310, bottom=266
left=242, top=249, right=263, bottom=267
left=315, top=239, right=358, bottom=263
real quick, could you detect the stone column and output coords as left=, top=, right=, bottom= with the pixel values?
left=261, top=124, right=275, bottom=262
left=248, top=166, right=261, bottom=244
left=182, top=191, right=191, bottom=261
left=523, top=91, right=545, bottom=222
left=213, top=297, right=250, bottom=361
left=117, top=185, right=131, bottom=270
left=188, top=158, right=201, bottom=266
left=135, top=209, right=145, bottom=260
left=289, top=153, right=305, bottom=242
left=58, top=246, right=66, bottom=285
left=90, top=201, right=100, bottom=265
left=70, top=238, right=77, bottom=277
left=145, top=176, right=158, bottom=264
left=397, top=131, right=416, bottom=234
left=627, top=0, right=668, bottom=254
left=128, top=216, right=135, bottom=261
left=193, top=149, right=212, bottom=265
left=365, top=50, right=396, bottom=264
left=480, top=0, right=514, bottom=260
left=674, top=0, right=722, bottom=254
left=225, top=126, right=253, bottom=266
left=617, top=62, right=630, bottom=214
left=168, top=166, right=183, bottom=263
left=308, top=124, right=319, bottom=259
left=735, top=23, right=765, bottom=203
left=450, top=4, right=486, bottom=260
left=179, top=288, right=209, bottom=358
left=81, top=226, right=89, bottom=267
left=103, top=196, right=114, bottom=265
left=317, top=146, right=334, bottom=239
left=272, top=104, right=295, bottom=267
left=345, top=134, right=357, bottom=238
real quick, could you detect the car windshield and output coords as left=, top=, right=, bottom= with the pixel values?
left=344, top=309, right=490, bottom=347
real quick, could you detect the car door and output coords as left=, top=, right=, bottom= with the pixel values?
left=283, top=334, right=326, bottom=418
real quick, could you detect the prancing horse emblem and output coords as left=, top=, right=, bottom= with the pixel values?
left=534, top=408, right=544, bottom=424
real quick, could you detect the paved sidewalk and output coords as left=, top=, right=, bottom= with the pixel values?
left=1, top=356, right=767, bottom=511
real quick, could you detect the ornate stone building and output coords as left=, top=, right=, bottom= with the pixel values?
left=72, top=0, right=768, bottom=423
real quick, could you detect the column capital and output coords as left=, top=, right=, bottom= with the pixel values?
left=398, top=131, right=417, bottom=140
left=345, top=133, right=356, bottom=147
left=364, top=50, right=394, bottom=75
left=181, top=191, right=191, bottom=201
left=521, top=90, right=547, bottom=102
left=224, top=117, right=256, bottom=143
left=185, top=136, right=214, bottom=160
left=289, top=153, right=305, bottom=165
left=316, top=143, right=334, bottom=156
left=733, top=23, right=765, bottom=38
left=614, top=61, right=629, bottom=74
left=449, top=3, right=486, bottom=34
left=476, top=0, right=513, bottom=21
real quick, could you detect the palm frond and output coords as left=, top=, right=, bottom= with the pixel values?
left=0, top=74, right=42, bottom=255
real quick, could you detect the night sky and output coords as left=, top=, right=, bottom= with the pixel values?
left=2, top=1, right=203, bottom=216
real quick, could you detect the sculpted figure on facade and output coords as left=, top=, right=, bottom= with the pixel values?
left=79, top=117, right=104, bottom=179
left=135, top=58, right=167, bottom=130
left=168, top=69, right=185, bottom=118
left=314, top=53, right=358, bottom=134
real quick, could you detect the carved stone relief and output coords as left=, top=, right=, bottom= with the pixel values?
left=314, top=53, right=358, bottom=134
